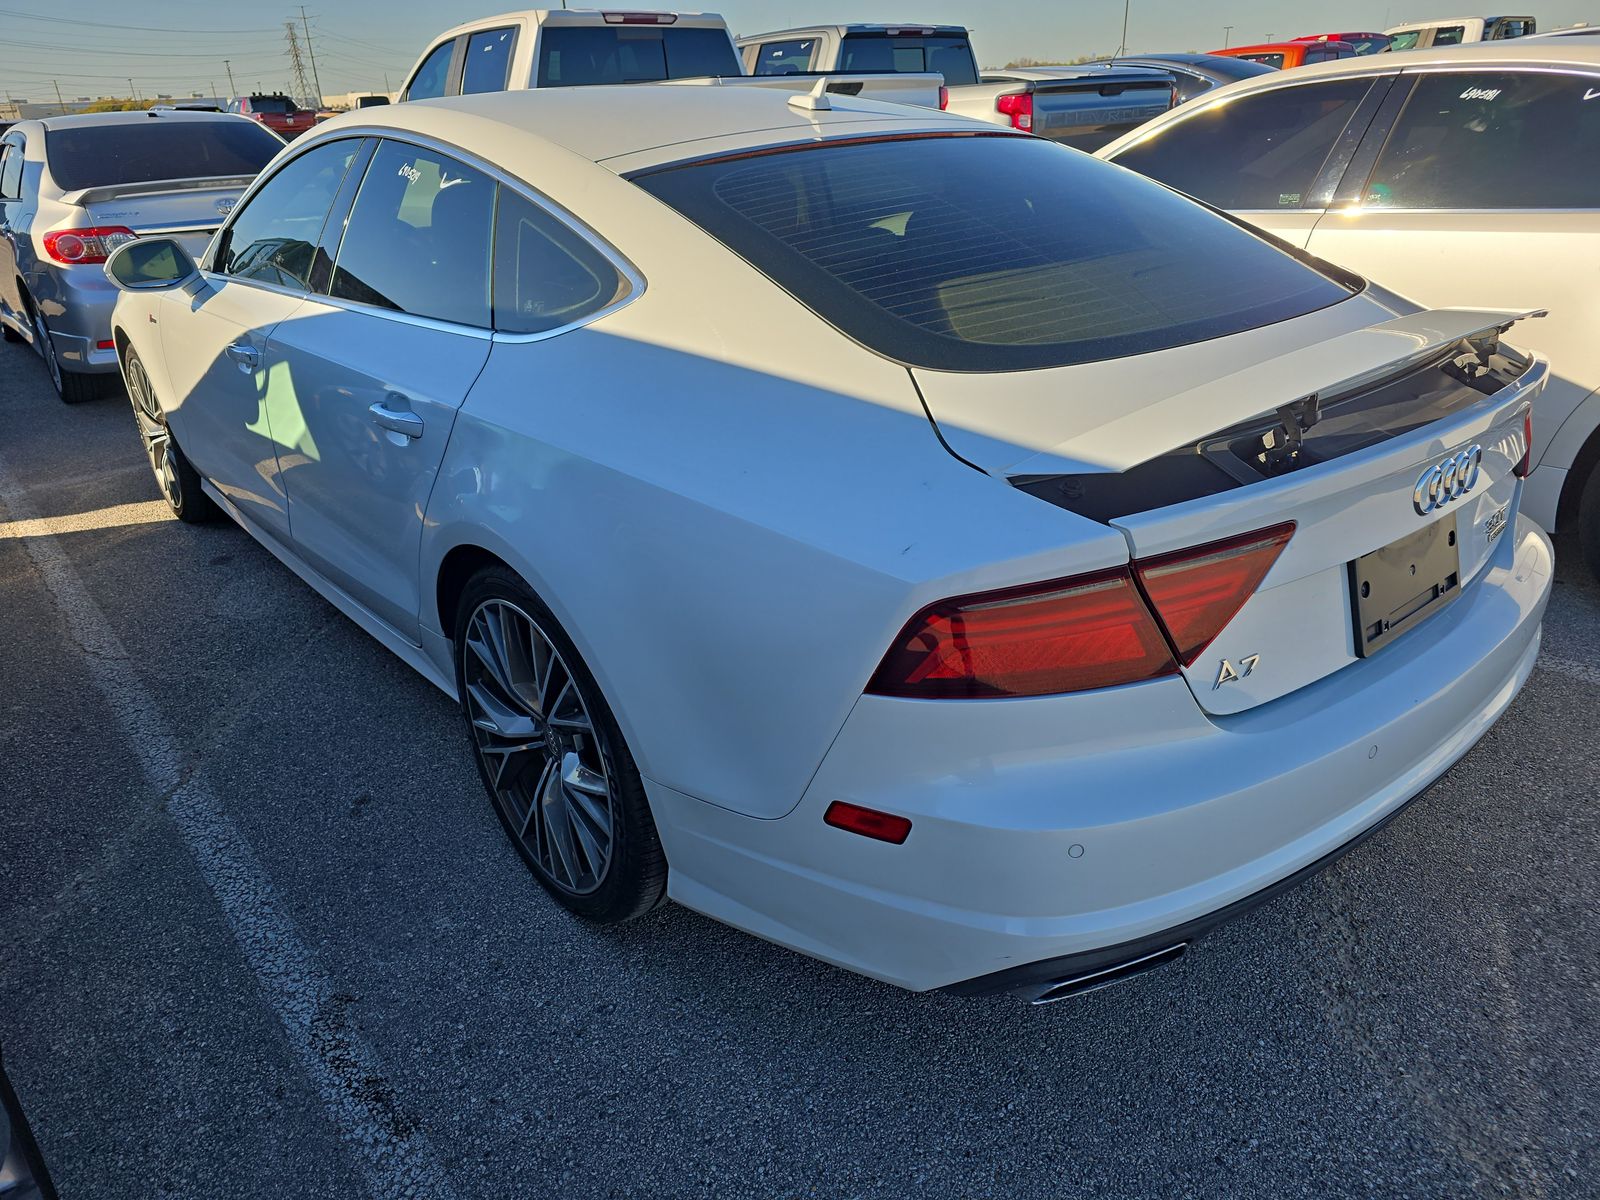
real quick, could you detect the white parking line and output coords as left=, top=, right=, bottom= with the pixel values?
left=0, top=455, right=458, bottom=1200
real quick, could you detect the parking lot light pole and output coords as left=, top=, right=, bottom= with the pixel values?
left=1224, top=25, right=1234, bottom=47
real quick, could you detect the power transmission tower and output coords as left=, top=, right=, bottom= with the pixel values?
left=284, top=21, right=315, bottom=108
left=299, top=7, right=324, bottom=107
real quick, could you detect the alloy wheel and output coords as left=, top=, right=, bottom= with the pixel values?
left=462, top=598, right=615, bottom=895
left=125, top=354, right=181, bottom=510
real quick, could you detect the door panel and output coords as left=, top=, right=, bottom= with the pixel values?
left=266, top=302, right=490, bottom=636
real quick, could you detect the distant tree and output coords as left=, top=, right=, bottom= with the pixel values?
left=82, top=98, right=156, bottom=113
left=1002, top=54, right=1109, bottom=67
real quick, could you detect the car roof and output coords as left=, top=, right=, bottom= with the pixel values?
left=736, top=23, right=967, bottom=40
left=430, top=8, right=729, bottom=38
left=1230, top=36, right=1600, bottom=76
left=33, top=109, right=259, bottom=132
left=1221, top=41, right=1326, bottom=53
left=321, top=83, right=983, bottom=174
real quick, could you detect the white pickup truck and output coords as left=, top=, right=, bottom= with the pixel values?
left=736, top=23, right=1178, bottom=149
left=397, top=9, right=943, bottom=109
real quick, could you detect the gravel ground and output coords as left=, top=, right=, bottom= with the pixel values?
left=1, top=337, right=1596, bottom=1199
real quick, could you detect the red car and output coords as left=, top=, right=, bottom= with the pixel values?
left=1210, top=41, right=1357, bottom=69
left=225, top=93, right=317, bottom=138
left=1294, top=31, right=1391, bottom=55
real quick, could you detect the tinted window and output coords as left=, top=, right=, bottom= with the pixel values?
left=1490, top=18, right=1534, bottom=38
left=250, top=96, right=297, bottom=114
left=536, top=26, right=740, bottom=86
left=837, top=35, right=979, bottom=86
left=637, top=135, right=1354, bottom=372
left=462, top=26, right=516, bottom=94
left=1344, top=36, right=1391, bottom=54
left=1238, top=52, right=1286, bottom=67
left=492, top=189, right=626, bottom=334
left=217, top=139, right=360, bottom=289
left=0, top=139, right=22, bottom=200
left=331, top=140, right=493, bottom=326
left=752, top=39, right=816, bottom=75
left=1431, top=25, right=1466, bottom=46
left=1111, top=78, right=1374, bottom=209
left=407, top=39, right=456, bottom=100
left=45, top=120, right=282, bottom=191
left=1302, top=47, right=1332, bottom=63
left=1364, top=72, right=1600, bottom=209
left=1388, top=31, right=1421, bottom=51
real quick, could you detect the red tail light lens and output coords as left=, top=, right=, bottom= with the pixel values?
left=1513, top=407, right=1533, bottom=478
left=824, top=801, right=912, bottom=844
left=938, top=84, right=949, bottom=111
left=42, top=226, right=136, bottom=265
left=1134, top=523, right=1295, bottom=666
left=996, top=92, right=1034, bottom=131
left=866, top=568, right=1178, bottom=699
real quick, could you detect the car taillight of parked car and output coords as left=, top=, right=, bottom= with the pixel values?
left=938, top=85, right=949, bottom=111
left=42, top=226, right=137, bottom=265
left=996, top=92, right=1033, bottom=131
left=867, top=523, right=1295, bottom=698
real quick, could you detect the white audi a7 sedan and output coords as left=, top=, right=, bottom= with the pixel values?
left=103, top=86, right=1552, bottom=1002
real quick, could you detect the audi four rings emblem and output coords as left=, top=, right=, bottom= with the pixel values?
left=1413, top=445, right=1483, bottom=515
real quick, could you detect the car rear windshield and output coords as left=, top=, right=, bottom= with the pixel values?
left=46, top=121, right=282, bottom=191
left=536, top=26, right=740, bottom=86
left=634, top=134, right=1357, bottom=372
left=250, top=96, right=298, bottom=113
left=838, top=34, right=979, bottom=86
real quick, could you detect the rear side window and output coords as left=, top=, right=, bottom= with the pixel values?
left=44, top=120, right=282, bottom=191
left=1239, top=52, right=1285, bottom=67
left=331, top=139, right=494, bottom=326
left=536, top=26, right=740, bottom=86
left=837, top=35, right=979, bottom=86
left=406, top=39, right=457, bottom=100
left=218, top=139, right=360, bottom=289
left=462, top=26, right=516, bottom=94
left=636, top=135, right=1355, bottom=372
left=1110, top=78, right=1375, bottom=209
left=1363, top=71, right=1600, bottom=210
left=1431, top=25, right=1466, bottom=46
left=0, top=138, right=23, bottom=200
left=751, top=39, right=816, bottom=75
left=1388, top=31, right=1421, bottom=51
left=1491, top=18, right=1534, bottom=38
left=492, top=189, right=627, bottom=334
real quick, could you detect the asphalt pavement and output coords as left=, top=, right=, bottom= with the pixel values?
left=1, top=335, right=1597, bottom=1199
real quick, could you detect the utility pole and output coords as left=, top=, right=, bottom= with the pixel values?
left=1223, top=25, right=1234, bottom=48
left=299, top=6, right=324, bottom=107
left=52, top=79, right=66, bottom=114
left=224, top=59, right=237, bottom=97
left=285, top=21, right=315, bottom=108
left=128, top=77, right=140, bottom=104
left=1117, top=0, right=1131, bottom=55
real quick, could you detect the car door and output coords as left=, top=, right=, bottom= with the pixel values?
left=0, top=132, right=28, bottom=331
left=1304, top=66, right=1600, bottom=518
left=1103, top=75, right=1395, bottom=247
left=161, top=137, right=367, bottom=543
left=264, top=137, right=494, bottom=639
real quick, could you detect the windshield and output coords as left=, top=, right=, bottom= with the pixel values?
left=45, top=120, right=282, bottom=191
left=536, top=26, right=740, bottom=85
left=838, top=34, right=979, bottom=86
left=636, top=134, right=1356, bottom=372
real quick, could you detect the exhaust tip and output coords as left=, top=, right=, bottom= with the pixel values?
left=1030, top=942, right=1188, bottom=1005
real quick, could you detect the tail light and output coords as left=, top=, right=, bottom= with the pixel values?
left=42, top=226, right=136, bottom=265
left=938, top=85, right=949, bottom=111
left=1133, top=524, right=1295, bottom=666
left=1513, top=406, right=1533, bottom=478
left=867, top=522, right=1296, bottom=699
left=996, top=92, right=1033, bottom=131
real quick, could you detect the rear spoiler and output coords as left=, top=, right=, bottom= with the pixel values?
left=983, top=70, right=1178, bottom=93
left=1005, top=309, right=1546, bottom=478
left=59, top=174, right=257, bottom=207
left=671, top=71, right=943, bottom=93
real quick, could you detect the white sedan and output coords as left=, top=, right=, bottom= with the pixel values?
left=104, top=86, right=1552, bottom=1001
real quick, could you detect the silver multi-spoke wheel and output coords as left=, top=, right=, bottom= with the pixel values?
left=126, top=354, right=181, bottom=510
left=463, top=598, right=616, bottom=895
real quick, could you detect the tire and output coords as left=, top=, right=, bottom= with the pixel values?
left=453, top=565, right=667, bottom=923
left=122, top=345, right=218, bottom=524
left=1579, top=463, right=1600, bottom=582
left=28, top=300, right=102, bottom=404
left=1, top=318, right=20, bottom=343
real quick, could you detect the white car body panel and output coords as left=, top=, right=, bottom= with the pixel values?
left=109, top=87, right=1554, bottom=995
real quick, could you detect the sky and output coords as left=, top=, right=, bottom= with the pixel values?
left=1, top=0, right=1595, bottom=101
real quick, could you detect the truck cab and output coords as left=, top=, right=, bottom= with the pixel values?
left=736, top=24, right=980, bottom=85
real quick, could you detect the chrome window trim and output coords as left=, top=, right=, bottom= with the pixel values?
left=196, top=270, right=308, bottom=302
left=1324, top=206, right=1600, bottom=216
left=302, top=290, right=495, bottom=340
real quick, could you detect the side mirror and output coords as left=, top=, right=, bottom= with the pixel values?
left=104, top=237, right=199, bottom=292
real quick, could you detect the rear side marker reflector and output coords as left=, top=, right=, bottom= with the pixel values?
left=824, top=801, right=912, bottom=844
left=1513, top=406, right=1533, bottom=478
left=867, top=522, right=1295, bottom=699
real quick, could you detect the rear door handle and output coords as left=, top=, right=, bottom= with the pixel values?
left=369, top=397, right=424, bottom=439
left=225, top=342, right=259, bottom=372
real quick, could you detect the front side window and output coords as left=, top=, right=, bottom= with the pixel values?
left=637, top=134, right=1355, bottom=372
left=1363, top=71, right=1600, bottom=210
left=752, top=39, right=816, bottom=75
left=536, top=26, right=740, bottom=86
left=837, top=35, right=979, bottom=86
left=462, top=26, right=516, bottom=94
left=1110, top=78, right=1375, bottom=209
left=330, top=139, right=494, bottom=326
left=217, top=139, right=361, bottom=289
left=1490, top=18, right=1534, bottom=38
left=1431, top=25, right=1466, bottom=46
left=406, top=39, right=456, bottom=100
left=492, top=189, right=627, bottom=334
left=45, top=120, right=282, bottom=192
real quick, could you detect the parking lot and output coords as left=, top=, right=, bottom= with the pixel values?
left=0, top=326, right=1597, bottom=1197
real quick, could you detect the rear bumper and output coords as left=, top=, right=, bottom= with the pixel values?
left=28, top=265, right=120, bottom=374
left=651, top=516, right=1552, bottom=993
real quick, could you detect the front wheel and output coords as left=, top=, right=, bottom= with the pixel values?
left=123, top=345, right=217, bottom=523
left=453, top=566, right=667, bottom=923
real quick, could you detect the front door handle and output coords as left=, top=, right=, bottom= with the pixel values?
left=369, top=398, right=424, bottom=440
left=225, top=342, right=259, bottom=372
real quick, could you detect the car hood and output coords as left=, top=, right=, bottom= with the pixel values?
left=909, top=295, right=1540, bottom=477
